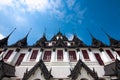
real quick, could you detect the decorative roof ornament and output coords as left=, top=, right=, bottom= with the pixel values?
left=101, top=28, right=119, bottom=47
left=10, top=28, right=32, bottom=47
left=54, top=37, right=66, bottom=47
left=0, top=28, right=16, bottom=48
left=0, top=59, right=15, bottom=80
left=68, top=59, right=99, bottom=80
left=34, top=32, right=47, bottom=47
left=72, top=34, right=86, bottom=47
left=22, top=60, right=53, bottom=80
left=87, top=29, right=107, bottom=47
left=104, top=58, right=120, bottom=79
left=51, top=34, right=57, bottom=41
left=51, top=31, right=68, bottom=41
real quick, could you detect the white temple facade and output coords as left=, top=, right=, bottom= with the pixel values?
left=0, top=29, right=120, bottom=80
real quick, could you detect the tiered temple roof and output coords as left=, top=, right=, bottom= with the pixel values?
left=34, top=33, right=47, bottom=47
left=0, top=29, right=120, bottom=80
left=72, top=34, right=86, bottom=47
left=22, top=60, right=53, bottom=80
left=0, top=28, right=16, bottom=48
left=0, top=60, right=15, bottom=80
left=68, top=59, right=99, bottom=80
left=104, top=58, right=120, bottom=79
left=90, top=33, right=108, bottom=47
left=0, top=30, right=120, bottom=48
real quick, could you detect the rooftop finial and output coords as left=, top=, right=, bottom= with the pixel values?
left=59, top=27, right=61, bottom=33
left=72, top=27, right=76, bottom=35
left=101, top=28, right=111, bottom=39
left=26, top=28, right=32, bottom=37
left=8, top=28, right=16, bottom=37
left=43, top=27, right=46, bottom=36
left=86, top=28, right=94, bottom=39
left=57, top=27, right=62, bottom=35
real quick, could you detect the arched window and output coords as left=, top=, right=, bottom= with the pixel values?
left=81, top=78, right=88, bottom=80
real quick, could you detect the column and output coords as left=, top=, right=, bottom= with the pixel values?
left=23, top=51, right=30, bottom=62
left=101, top=51, right=109, bottom=62
left=76, top=51, right=80, bottom=61
left=36, top=51, right=42, bottom=62
left=11, top=51, right=19, bottom=65
left=51, top=51, right=56, bottom=62
left=26, top=50, right=33, bottom=62
left=79, top=50, right=84, bottom=61
left=113, top=51, right=120, bottom=59
left=8, top=50, right=16, bottom=63
left=89, top=51, right=96, bottom=61
left=64, top=50, right=69, bottom=62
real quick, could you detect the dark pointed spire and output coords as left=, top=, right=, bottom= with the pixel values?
left=0, top=28, right=16, bottom=48
left=34, top=33, right=47, bottom=47
left=51, top=34, right=57, bottom=41
left=89, top=31, right=101, bottom=47
left=57, top=30, right=62, bottom=36
left=72, top=34, right=86, bottom=47
left=10, top=28, right=31, bottom=47
left=54, top=37, right=66, bottom=47
left=101, top=28, right=119, bottom=47
left=7, top=28, right=16, bottom=38
left=26, top=28, right=32, bottom=38
left=41, top=32, right=47, bottom=42
left=72, top=33, right=79, bottom=41
left=87, top=29, right=107, bottom=47
left=62, top=34, right=68, bottom=41
left=51, top=31, right=68, bottom=41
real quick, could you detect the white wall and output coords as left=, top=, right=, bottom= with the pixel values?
left=1, top=47, right=118, bottom=80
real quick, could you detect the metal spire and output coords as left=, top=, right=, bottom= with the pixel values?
left=101, top=28, right=111, bottom=39
left=0, top=28, right=16, bottom=47
left=26, top=28, right=32, bottom=37
left=87, top=28, right=103, bottom=47
left=101, top=28, right=119, bottom=46
left=43, top=27, right=46, bottom=37
left=7, top=28, right=16, bottom=38
left=59, top=27, right=60, bottom=32
left=86, top=28, right=94, bottom=39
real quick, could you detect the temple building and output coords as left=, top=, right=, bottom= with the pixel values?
left=0, top=29, right=120, bottom=80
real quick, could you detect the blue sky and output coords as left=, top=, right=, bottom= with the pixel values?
left=0, top=0, right=120, bottom=45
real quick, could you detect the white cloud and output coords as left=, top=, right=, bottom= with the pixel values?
left=19, top=0, right=63, bottom=14
left=0, top=0, right=13, bottom=10
left=66, top=0, right=76, bottom=9
left=0, top=0, right=86, bottom=25
left=0, top=34, right=4, bottom=39
left=78, top=8, right=87, bottom=19
left=67, top=33, right=73, bottom=40
left=24, top=0, right=50, bottom=12
left=14, top=14, right=27, bottom=24
left=0, top=0, right=65, bottom=20
left=0, top=0, right=13, bottom=6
